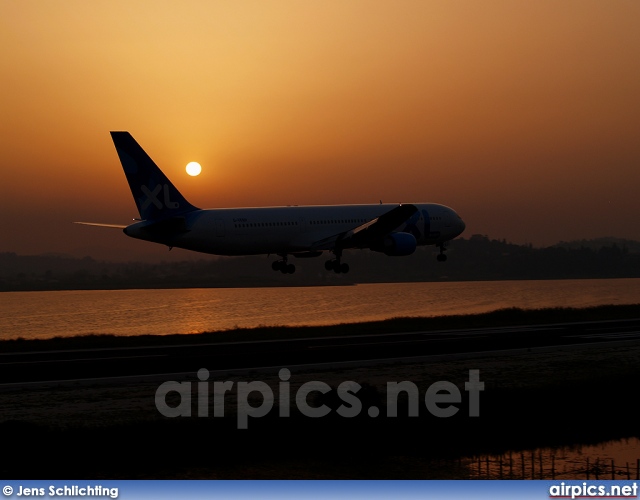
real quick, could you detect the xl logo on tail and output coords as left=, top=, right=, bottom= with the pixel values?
left=141, top=184, right=179, bottom=210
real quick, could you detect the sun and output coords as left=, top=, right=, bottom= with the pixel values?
left=186, top=161, right=202, bottom=176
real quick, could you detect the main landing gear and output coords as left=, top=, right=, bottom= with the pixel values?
left=436, top=243, right=448, bottom=262
left=272, top=255, right=295, bottom=274
left=325, top=250, right=350, bottom=274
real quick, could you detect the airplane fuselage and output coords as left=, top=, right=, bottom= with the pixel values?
left=123, top=203, right=464, bottom=257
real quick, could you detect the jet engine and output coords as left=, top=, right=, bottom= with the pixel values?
left=373, top=232, right=417, bottom=256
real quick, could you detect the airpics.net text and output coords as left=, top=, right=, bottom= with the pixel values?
left=155, top=368, right=484, bottom=429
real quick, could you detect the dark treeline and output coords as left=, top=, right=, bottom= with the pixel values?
left=1, top=235, right=640, bottom=291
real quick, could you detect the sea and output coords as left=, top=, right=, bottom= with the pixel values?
left=2, top=278, right=640, bottom=340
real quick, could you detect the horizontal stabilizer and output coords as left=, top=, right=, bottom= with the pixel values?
left=73, top=222, right=128, bottom=229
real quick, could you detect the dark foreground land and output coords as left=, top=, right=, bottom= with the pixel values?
left=2, top=305, right=640, bottom=479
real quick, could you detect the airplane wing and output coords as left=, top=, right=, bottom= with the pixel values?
left=311, top=203, right=418, bottom=250
left=73, top=222, right=128, bottom=229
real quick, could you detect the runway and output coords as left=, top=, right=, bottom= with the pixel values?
left=3, top=317, right=640, bottom=387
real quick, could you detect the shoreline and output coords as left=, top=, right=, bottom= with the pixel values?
left=3, top=303, right=640, bottom=351
left=2, top=275, right=640, bottom=293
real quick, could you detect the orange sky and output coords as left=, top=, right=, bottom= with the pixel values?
left=1, top=1, right=639, bottom=261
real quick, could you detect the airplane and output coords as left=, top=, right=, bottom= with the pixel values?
left=77, top=132, right=466, bottom=274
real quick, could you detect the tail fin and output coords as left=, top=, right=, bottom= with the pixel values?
left=110, top=131, right=199, bottom=220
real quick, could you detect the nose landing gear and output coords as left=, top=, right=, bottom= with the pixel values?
left=437, top=243, right=448, bottom=262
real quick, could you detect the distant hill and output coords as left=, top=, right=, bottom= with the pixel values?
left=553, top=237, right=640, bottom=254
left=2, top=235, right=640, bottom=290
left=0, top=252, right=105, bottom=276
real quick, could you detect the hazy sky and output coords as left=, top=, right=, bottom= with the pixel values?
left=2, top=1, right=639, bottom=261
